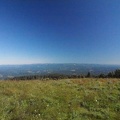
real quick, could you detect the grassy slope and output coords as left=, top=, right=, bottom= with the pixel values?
left=0, top=78, right=120, bottom=120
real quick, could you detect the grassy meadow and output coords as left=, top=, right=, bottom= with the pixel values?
left=0, top=78, right=120, bottom=120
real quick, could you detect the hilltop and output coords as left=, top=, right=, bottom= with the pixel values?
left=0, top=78, right=120, bottom=120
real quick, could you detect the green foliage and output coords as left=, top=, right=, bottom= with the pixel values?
left=114, top=69, right=120, bottom=78
left=107, top=69, right=120, bottom=78
left=0, top=78, right=120, bottom=120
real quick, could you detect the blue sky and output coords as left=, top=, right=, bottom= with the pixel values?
left=0, top=0, right=120, bottom=64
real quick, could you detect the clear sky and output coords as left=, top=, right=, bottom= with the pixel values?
left=0, top=0, right=120, bottom=65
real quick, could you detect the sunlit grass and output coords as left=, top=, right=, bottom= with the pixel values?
left=0, top=78, right=120, bottom=120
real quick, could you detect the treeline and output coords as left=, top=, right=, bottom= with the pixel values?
left=10, top=69, right=120, bottom=80
left=86, top=69, right=120, bottom=78
left=10, top=74, right=84, bottom=81
left=104, top=69, right=120, bottom=78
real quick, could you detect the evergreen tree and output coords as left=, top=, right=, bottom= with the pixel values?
left=86, top=72, right=91, bottom=78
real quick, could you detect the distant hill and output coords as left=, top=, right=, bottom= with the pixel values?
left=0, top=64, right=120, bottom=79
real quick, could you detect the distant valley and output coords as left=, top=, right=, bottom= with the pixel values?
left=0, top=64, right=120, bottom=80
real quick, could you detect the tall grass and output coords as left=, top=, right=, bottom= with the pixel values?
left=0, top=78, right=120, bottom=120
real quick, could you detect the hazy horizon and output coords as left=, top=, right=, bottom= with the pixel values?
left=0, top=63, right=120, bottom=66
left=0, top=0, right=120, bottom=65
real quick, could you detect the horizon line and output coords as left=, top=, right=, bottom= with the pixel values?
left=0, top=63, right=120, bottom=66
